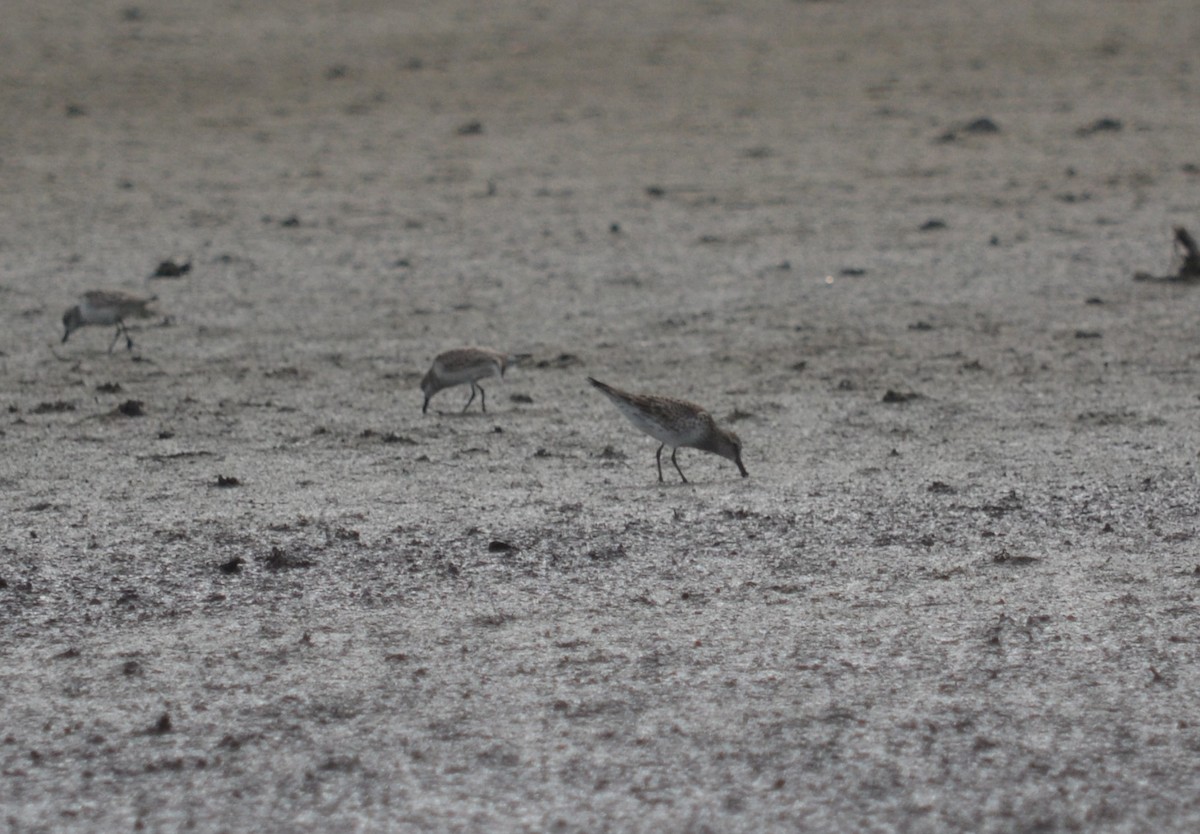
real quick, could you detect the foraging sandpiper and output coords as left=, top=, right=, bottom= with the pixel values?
left=588, top=377, right=748, bottom=482
left=61, top=290, right=157, bottom=353
left=421, top=348, right=528, bottom=414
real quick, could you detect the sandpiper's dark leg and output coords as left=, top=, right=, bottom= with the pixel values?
left=655, top=444, right=665, bottom=482
left=107, top=322, right=124, bottom=354
left=671, top=447, right=688, bottom=483
left=463, top=384, right=477, bottom=413
left=479, top=384, right=486, bottom=413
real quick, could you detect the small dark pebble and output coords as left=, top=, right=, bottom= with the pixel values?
left=908, top=321, right=934, bottom=331
left=597, top=445, right=626, bottom=460
left=117, top=400, right=145, bottom=417
left=645, top=185, right=665, bottom=197
left=928, top=481, right=955, bottom=494
left=151, top=259, right=191, bottom=279
left=325, top=64, right=349, bottom=80
left=280, top=215, right=301, bottom=227
left=261, top=546, right=313, bottom=571
left=1076, top=117, right=1122, bottom=136
left=122, top=660, right=142, bottom=676
left=215, top=475, right=241, bottom=488
left=839, top=267, right=866, bottom=276
left=535, top=353, right=581, bottom=369
left=456, top=120, right=484, bottom=136
left=510, top=394, right=533, bottom=404
left=218, top=557, right=244, bottom=574
left=381, top=432, right=417, bottom=445
left=65, top=104, right=87, bottom=118
left=1085, top=297, right=1105, bottom=305
left=882, top=389, right=921, bottom=403
left=963, top=117, right=1000, bottom=134
left=488, top=540, right=516, bottom=553
left=148, top=713, right=172, bottom=735
left=33, top=401, right=75, bottom=414
left=1074, top=330, right=1102, bottom=339
left=919, top=219, right=947, bottom=232
left=610, top=223, right=621, bottom=234
left=157, top=431, right=174, bottom=440
left=96, top=382, right=122, bottom=393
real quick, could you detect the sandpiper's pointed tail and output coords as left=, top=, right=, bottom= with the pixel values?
left=587, top=377, right=618, bottom=398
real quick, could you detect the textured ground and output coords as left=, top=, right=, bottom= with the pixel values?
left=3, top=1, right=1200, bottom=831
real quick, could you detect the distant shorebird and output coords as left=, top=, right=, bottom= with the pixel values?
left=588, top=377, right=748, bottom=483
left=61, top=290, right=157, bottom=353
left=421, top=348, right=528, bottom=414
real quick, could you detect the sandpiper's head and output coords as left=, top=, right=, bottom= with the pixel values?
left=61, top=306, right=83, bottom=343
left=713, top=428, right=748, bottom=478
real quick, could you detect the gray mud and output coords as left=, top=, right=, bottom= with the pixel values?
left=3, top=1, right=1200, bottom=831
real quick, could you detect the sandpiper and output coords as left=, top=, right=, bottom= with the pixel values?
left=61, top=290, right=158, bottom=353
left=421, top=348, right=528, bottom=414
left=588, top=377, right=748, bottom=482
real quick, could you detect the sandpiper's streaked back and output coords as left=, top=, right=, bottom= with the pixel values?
left=588, top=377, right=748, bottom=483
left=421, top=348, right=528, bottom=414
left=61, top=290, right=157, bottom=353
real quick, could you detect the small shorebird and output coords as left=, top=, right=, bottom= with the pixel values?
left=421, top=348, right=528, bottom=414
left=61, top=290, right=157, bottom=353
left=588, top=377, right=748, bottom=483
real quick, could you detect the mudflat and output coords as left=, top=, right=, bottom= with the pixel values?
left=3, top=1, right=1200, bottom=831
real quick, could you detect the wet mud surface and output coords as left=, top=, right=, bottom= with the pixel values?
left=2, top=1, right=1200, bottom=831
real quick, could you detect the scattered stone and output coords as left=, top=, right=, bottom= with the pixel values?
left=1074, top=330, right=1102, bottom=339
left=215, top=475, right=241, bottom=488
left=535, top=353, right=581, bottom=369
left=488, top=540, right=516, bottom=553
left=32, top=401, right=75, bottom=414
left=117, top=400, right=145, bottom=417
left=147, top=713, right=172, bottom=735
left=217, top=557, right=244, bottom=574
left=938, top=116, right=1000, bottom=142
left=96, top=382, right=122, bottom=393
left=456, top=120, right=484, bottom=136
left=919, top=219, right=947, bottom=231
left=261, top=546, right=313, bottom=571
left=151, top=259, right=191, bottom=279
left=1076, top=117, right=1122, bottom=137
left=510, top=393, right=534, bottom=404
left=279, top=215, right=301, bottom=227
left=928, top=481, right=955, bottom=494
left=882, top=389, right=921, bottom=403
left=839, top=267, right=866, bottom=276
left=645, top=185, right=665, bottom=197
